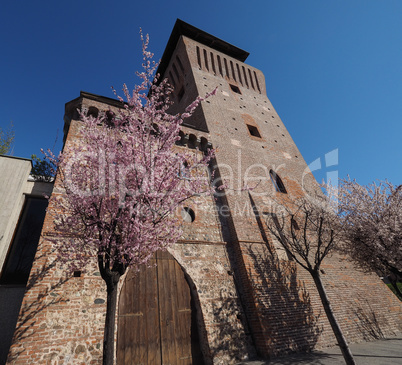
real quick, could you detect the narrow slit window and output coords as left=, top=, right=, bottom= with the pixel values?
left=254, top=71, right=261, bottom=93
left=224, top=58, right=230, bottom=78
left=242, top=66, right=249, bottom=88
left=230, top=61, right=236, bottom=81
left=248, top=69, right=255, bottom=90
left=236, top=64, right=243, bottom=85
left=196, top=46, right=202, bottom=68
left=217, top=55, right=223, bottom=76
left=269, top=170, right=287, bottom=194
left=203, top=49, right=209, bottom=71
left=247, top=124, right=261, bottom=138
left=210, top=52, right=216, bottom=74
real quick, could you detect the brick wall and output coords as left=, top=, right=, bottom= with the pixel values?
left=7, top=22, right=402, bottom=365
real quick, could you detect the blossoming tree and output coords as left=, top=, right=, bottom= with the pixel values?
left=48, top=34, right=216, bottom=364
left=335, top=179, right=402, bottom=298
left=265, top=194, right=356, bottom=365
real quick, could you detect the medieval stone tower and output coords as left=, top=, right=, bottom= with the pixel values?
left=5, top=19, right=401, bottom=365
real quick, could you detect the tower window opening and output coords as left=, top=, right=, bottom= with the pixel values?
left=242, top=66, right=249, bottom=88
left=105, top=111, right=115, bottom=127
left=254, top=71, right=261, bottom=93
left=248, top=69, right=255, bottom=90
left=196, top=46, right=202, bottom=68
left=181, top=207, right=195, bottom=223
left=236, top=64, right=243, bottom=85
left=203, top=49, right=209, bottom=71
left=87, top=107, right=99, bottom=119
left=270, top=170, right=287, bottom=194
left=210, top=52, right=216, bottom=74
left=246, top=124, right=261, bottom=138
left=175, top=131, right=185, bottom=146
left=224, top=58, right=230, bottom=78
left=230, top=61, right=236, bottom=81
left=229, top=84, right=241, bottom=94
left=217, top=55, right=223, bottom=76
left=74, top=271, right=82, bottom=278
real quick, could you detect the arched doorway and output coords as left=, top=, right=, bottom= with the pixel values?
left=117, top=250, right=204, bottom=364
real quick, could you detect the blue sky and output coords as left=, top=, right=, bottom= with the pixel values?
left=1, top=0, right=401, bottom=186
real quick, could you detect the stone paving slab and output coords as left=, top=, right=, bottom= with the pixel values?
left=237, top=335, right=402, bottom=365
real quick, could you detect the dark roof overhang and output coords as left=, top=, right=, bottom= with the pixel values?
left=157, top=19, right=249, bottom=79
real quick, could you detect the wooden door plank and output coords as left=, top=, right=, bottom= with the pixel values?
left=117, top=259, right=161, bottom=365
left=145, top=258, right=161, bottom=365
left=174, top=259, right=192, bottom=364
left=158, top=253, right=176, bottom=365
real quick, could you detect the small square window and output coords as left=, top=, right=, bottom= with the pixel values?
left=229, top=84, right=241, bottom=94
left=247, top=124, right=261, bottom=138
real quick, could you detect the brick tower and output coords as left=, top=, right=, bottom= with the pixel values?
left=6, top=19, right=401, bottom=365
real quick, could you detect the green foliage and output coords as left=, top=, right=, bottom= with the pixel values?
left=31, top=154, right=55, bottom=182
left=387, top=282, right=402, bottom=301
left=0, top=122, right=15, bottom=155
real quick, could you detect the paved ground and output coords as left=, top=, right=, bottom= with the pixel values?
left=236, top=335, right=402, bottom=365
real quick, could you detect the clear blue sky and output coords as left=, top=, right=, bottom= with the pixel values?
left=1, top=0, right=401, bottom=186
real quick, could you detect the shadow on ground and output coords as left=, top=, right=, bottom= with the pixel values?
left=237, top=336, right=402, bottom=365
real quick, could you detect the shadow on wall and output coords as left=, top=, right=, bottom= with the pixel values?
left=247, top=244, right=322, bottom=356
left=210, top=290, right=256, bottom=363
left=247, top=194, right=321, bottom=357
left=353, top=300, right=386, bottom=341
left=5, top=252, right=70, bottom=364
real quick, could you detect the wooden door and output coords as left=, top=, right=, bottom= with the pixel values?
left=117, top=251, right=203, bottom=365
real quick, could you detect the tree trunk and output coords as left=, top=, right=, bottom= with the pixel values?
left=102, top=274, right=121, bottom=365
left=311, top=270, right=356, bottom=365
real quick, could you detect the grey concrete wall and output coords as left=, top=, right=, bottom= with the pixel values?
left=0, top=156, right=32, bottom=273
left=0, top=156, right=54, bottom=275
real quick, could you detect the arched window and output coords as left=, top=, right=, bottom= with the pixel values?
left=105, top=111, right=115, bottom=127
left=188, top=134, right=197, bottom=149
left=199, top=137, right=208, bottom=152
left=270, top=170, right=287, bottom=194
left=87, top=107, right=99, bottom=118
left=175, top=131, right=185, bottom=146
